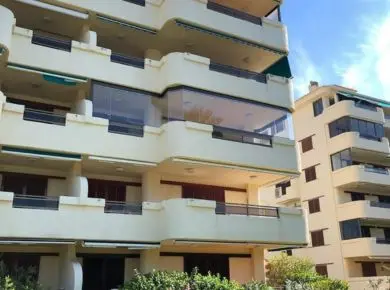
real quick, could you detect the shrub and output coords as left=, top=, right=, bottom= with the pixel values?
left=244, top=280, right=273, bottom=290
left=0, top=260, right=44, bottom=290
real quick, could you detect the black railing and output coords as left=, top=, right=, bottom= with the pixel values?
left=207, top=1, right=262, bottom=25
left=110, top=52, right=145, bottom=69
left=376, top=238, right=390, bottom=244
left=108, top=121, right=144, bottom=137
left=24, top=108, right=66, bottom=126
left=105, top=201, right=142, bottom=215
left=32, top=32, right=71, bottom=52
left=370, top=201, right=390, bottom=209
left=122, top=0, right=145, bottom=6
left=210, top=62, right=267, bottom=84
left=13, top=195, right=59, bottom=211
left=212, top=126, right=272, bottom=147
left=215, top=203, right=279, bottom=217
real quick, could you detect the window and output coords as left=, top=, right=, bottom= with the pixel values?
left=331, top=149, right=352, bottom=171
left=88, top=179, right=127, bottom=202
left=328, top=117, right=384, bottom=139
left=350, top=192, right=365, bottom=201
left=361, top=262, right=377, bottom=277
left=308, top=198, right=321, bottom=214
left=286, top=250, right=292, bottom=256
left=315, top=265, right=328, bottom=277
left=361, top=226, right=371, bottom=238
left=311, top=230, right=325, bottom=247
left=301, top=136, right=313, bottom=153
left=340, top=219, right=361, bottom=240
left=313, top=99, right=324, bottom=117
left=304, top=166, right=317, bottom=182
left=329, top=97, right=335, bottom=106
left=276, top=181, right=291, bottom=196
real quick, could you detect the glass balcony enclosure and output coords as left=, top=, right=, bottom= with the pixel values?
left=340, top=219, right=390, bottom=242
left=331, top=149, right=389, bottom=172
left=329, top=117, right=384, bottom=140
left=91, top=82, right=294, bottom=140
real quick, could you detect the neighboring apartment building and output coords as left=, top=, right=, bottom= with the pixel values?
left=0, top=0, right=307, bottom=290
left=265, top=82, right=390, bottom=290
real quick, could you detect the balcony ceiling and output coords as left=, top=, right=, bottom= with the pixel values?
left=212, top=0, right=280, bottom=17
left=94, top=19, right=283, bottom=72
left=351, top=147, right=390, bottom=167
left=1, top=0, right=87, bottom=40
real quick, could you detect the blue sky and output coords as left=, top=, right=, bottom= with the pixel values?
left=282, top=0, right=390, bottom=100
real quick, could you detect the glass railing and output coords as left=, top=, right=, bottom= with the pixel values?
left=122, top=0, right=145, bottom=6
left=359, top=133, right=382, bottom=142
left=32, top=31, right=71, bottom=52
left=209, top=62, right=267, bottom=84
left=110, top=52, right=145, bottom=69
left=108, top=121, right=144, bottom=137
left=24, top=108, right=66, bottom=126
left=13, top=195, right=59, bottom=210
left=215, top=202, right=279, bottom=217
left=212, top=126, right=273, bottom=147
left=104, top=201, right=142, bottom=215
left=370, top=201, right=390, bottom=209
left=354, top=102, right=378, bottom=112
left=206, top=1, right=262, bottom=25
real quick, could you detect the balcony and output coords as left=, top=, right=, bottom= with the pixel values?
left=274, top=179, right=300, bottom=205
left=104, top=201, right=142, bottom=215
left=341, top=237, right=390, bottom=258
left=12, top=195, right=59, bottom=211
left=0, top=101, right=299, bottom=177
left=332, top=165, right=390, bottom=190
left=0, top=192, right=307, bottom=246
left=337, top=200, right=390, bottom=221
left=324, top=100, right=385, bottom=124
left=6, top=26, right=293, bottom=109
left=328, top=131, right=390, bottom=156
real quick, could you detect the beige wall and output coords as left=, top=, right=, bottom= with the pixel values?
left=229, top=258, right=252, bottom=284
left=47, top=179, right=68, bottom=197
left=39, top=256, right=60, bottom=290
left=159, top=256, right=184, bottom=272
left=124, top=258, right=140, bottom=281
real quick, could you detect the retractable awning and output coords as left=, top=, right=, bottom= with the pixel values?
left=83, top=241, right=160, bottom=250
left=7, top=64, right=88, bottom=86
left=338, top=91, right=390, bottom=108
left=262, top=56, right=292, bottom=79
left=0, top=239, right=75, bottom=245
left=1, top=146, right=82, bottom=161
left=88, top=156, right=157, bottom=167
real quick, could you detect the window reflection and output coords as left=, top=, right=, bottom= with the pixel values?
left=91, top=83, right=294, bottom=140
left=329, top=116, right=384, bottom=140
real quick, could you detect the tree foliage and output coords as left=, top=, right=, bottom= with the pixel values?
left=0, top=260, right=44, bottom=290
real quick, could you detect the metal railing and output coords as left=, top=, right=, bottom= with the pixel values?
left=108, top=121, right=144, bottom=137
left=370, top=201, right=390, bottom=209
left=215, top=202, right=279, bottom=217
left=376, top=238, right=390, bottom=244
left=207, top=1, right=262, bottom=25
left=210, top=62, right=267, bottom=84
left=32, top=32, right=71, bottom=52
left=24, top=108, right=66, bottom=126
left=122, top=0, right=145, bottom=6
left=110, top=52, right=145, bottom=69
left=13, top=195, right=59, bottom=210
left=104, top=201, right=142, bottom=215
left=212, top=126, right=272, bottom=147
left=364, top=165, right=389, bottom=175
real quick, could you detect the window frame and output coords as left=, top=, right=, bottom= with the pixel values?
left=304, top=166, right=317, bottom=183
left=301, top=136, right=314, bottom=153
left=308, top=198, right=321, bottom=214
left=315, top=265, right=328, bottom=277
left=313, top=98, right=324, bottom=117
left=311, top=230, right=325, bottom=247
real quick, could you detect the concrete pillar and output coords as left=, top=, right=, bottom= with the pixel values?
left=145, top=49, right=162, bottom=61
left=71, top=91, right=93, bottom=117
left=80, top=25, right=97, bottom=46
left=142, top=172, right=160, bottom=201
left=140, top=249, right=160, bottom=274
left=247, top=184, right=260, bottom=205
left=67, top=163, right=88, bottom=199
left=251, top=247, right=265, bottom=281
left=59, top=245, right=83, bottom=290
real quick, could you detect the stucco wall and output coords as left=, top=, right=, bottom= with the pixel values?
left=229, top=258, right=252, bottom=284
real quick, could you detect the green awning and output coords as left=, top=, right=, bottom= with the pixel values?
left=1, top=146, right=82, bottom=161
left=337, top=91, right=390, bottom=108
left=262, top=56, right=292, bottom=79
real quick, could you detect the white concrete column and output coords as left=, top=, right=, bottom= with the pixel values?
left=251, top=247, right=265, bottom=281
left=80, top=25, right=97, bottom=46
left=247, top=184, right=260, bottom=205
left=140, top=249, right=160, bottom=274
left=0, top=5, right=15, bottom=57
left=72, top=90, right=93, bottom=117
left=67, top=163, right=88, bottom=199
left=142, top=172, right=160, bottom=201
left=59, top=245, right=83, bottom=290
left=145, top=49, right=162, bottom=61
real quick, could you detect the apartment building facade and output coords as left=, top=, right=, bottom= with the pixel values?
left=265, top=82, right=390, bottom=290
left=0, top=0, right=307, bottom=289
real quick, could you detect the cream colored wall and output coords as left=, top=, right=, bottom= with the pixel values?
left=47, top=178, right=68, bottom=197
left=0, top=5, right=14, bottom=56
left=39, top=256, right=60, bottom=290
left=229, top=258, right=252, bottom=284
left=225, top=191, right=247, bottom=204
left=126, top=186, right=142, bottom=203
left=156, top=184, right=181, bottom=201
left=159, top=256, right=184, bottom=272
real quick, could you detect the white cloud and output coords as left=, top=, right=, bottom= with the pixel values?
left=335, top=13, right=390, bottom=99
left=291, top=43, right=322, bottom=98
